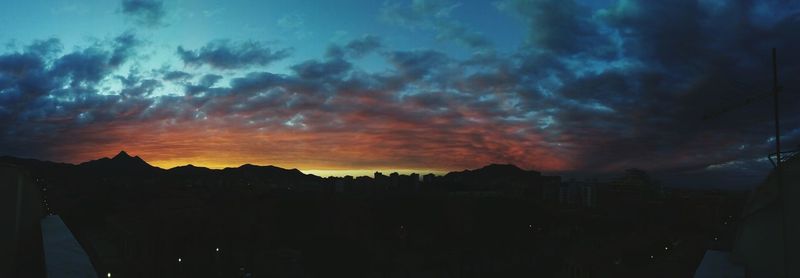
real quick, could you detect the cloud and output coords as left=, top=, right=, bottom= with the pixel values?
left=291, top=58, right=352, bottom=80
left=109, top=31, right=140, bottom=67
left=381, top=0, right=492, bottom=49
left=25, top=38, right=63, bottom=58
left=163, top=70, right=192, bottom=81
left=326, top=35, right=383, bottom=59
left=496, top=0, right=610, bottom=55
left=116, top=70, right=162, bottom=97
left=277, top=14, right=312, bottom=39
left=344, top=35, right=383, bottom=58
left=120, top=0, right=167, bottom=28
left=386, top=50, right=450, bottom=81
left=177, top=40, right=292, bottom=70
left=50, top=32, right=140, bottom=87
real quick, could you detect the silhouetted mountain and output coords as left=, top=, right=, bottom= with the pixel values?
left=444, top=163, right=543, bottom=190
left=78, top=151, right=162, bottom=177
left=164, top=164, right=217, bottom=185
left=0, top=152, right=557, bottom=193
left=229, top=164, right=308, bottom=177
left=168, top=164, right=215, bottom=175
left=221, top=164, right=322, bottom=188
left=0, top=155, right=73, bottom=170
left=447, top=163, right=536, bottom=178
left=0, top=156, right=76, bottom=184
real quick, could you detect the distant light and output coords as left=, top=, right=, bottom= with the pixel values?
left=724, top=221, right=728, bottom=225
left=107, top=273, right=111, bottom=278
left=178, top=258, right=182, bottom=262
left=665, top=247, right=669, bottom=250
left=650, top=255, right=654, bottom=259
left=216, top=248, right=220, bottom=252
left=714, top=236, right=719, bottom=241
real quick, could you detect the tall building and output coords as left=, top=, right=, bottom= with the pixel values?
left=422, top=173, right=436, bottom=184
left=1, top=164, right=45, bottom=276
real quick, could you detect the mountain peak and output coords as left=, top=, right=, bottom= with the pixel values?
left=113, top=150, right=132, bottom=160
left=77, top=150, right=160, bottom=176
left=109, top=150, right=150, bottom=167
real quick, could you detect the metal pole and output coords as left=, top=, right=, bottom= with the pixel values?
left=774, top=48, right=781, bottom=169
left=773, top=48, right=787, bottom=277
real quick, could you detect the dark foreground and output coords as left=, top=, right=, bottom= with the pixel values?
left=3, top=154, right=746, bottom=277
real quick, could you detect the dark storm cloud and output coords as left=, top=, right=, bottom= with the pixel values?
left=121, top=0, right=167, bottom=28
left=177, top=40, right=292, bottom=70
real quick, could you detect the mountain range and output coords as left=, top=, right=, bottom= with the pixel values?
left=0, top=151, right=548, bottom=190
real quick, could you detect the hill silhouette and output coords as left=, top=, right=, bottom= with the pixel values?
left=78, top=151, right=162, bottom=177
left=0, top=151, right=543, bottom=189
left=443, top=163, right=544, bottom=191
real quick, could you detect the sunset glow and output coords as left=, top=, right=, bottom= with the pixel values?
left=1, top=0, right=798, bottom=185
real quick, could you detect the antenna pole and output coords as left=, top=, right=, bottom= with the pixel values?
left=773, top=48, right=781, bottom=169
left=772, top=48, right=788, bottom=278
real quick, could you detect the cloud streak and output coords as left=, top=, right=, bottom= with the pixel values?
left=381, top=0, right=492, bottom=49
left=121, top=0, right=167, bottom=28
left=177, top=40, right=292, bottom=70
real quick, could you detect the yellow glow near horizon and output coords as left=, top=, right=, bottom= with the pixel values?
left=301, top=169, right=447, bottom=177
left=148, top=159, right=446, bottom=177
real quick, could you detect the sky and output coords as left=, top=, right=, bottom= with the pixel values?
left=0, top=0, right=799, bottom=187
